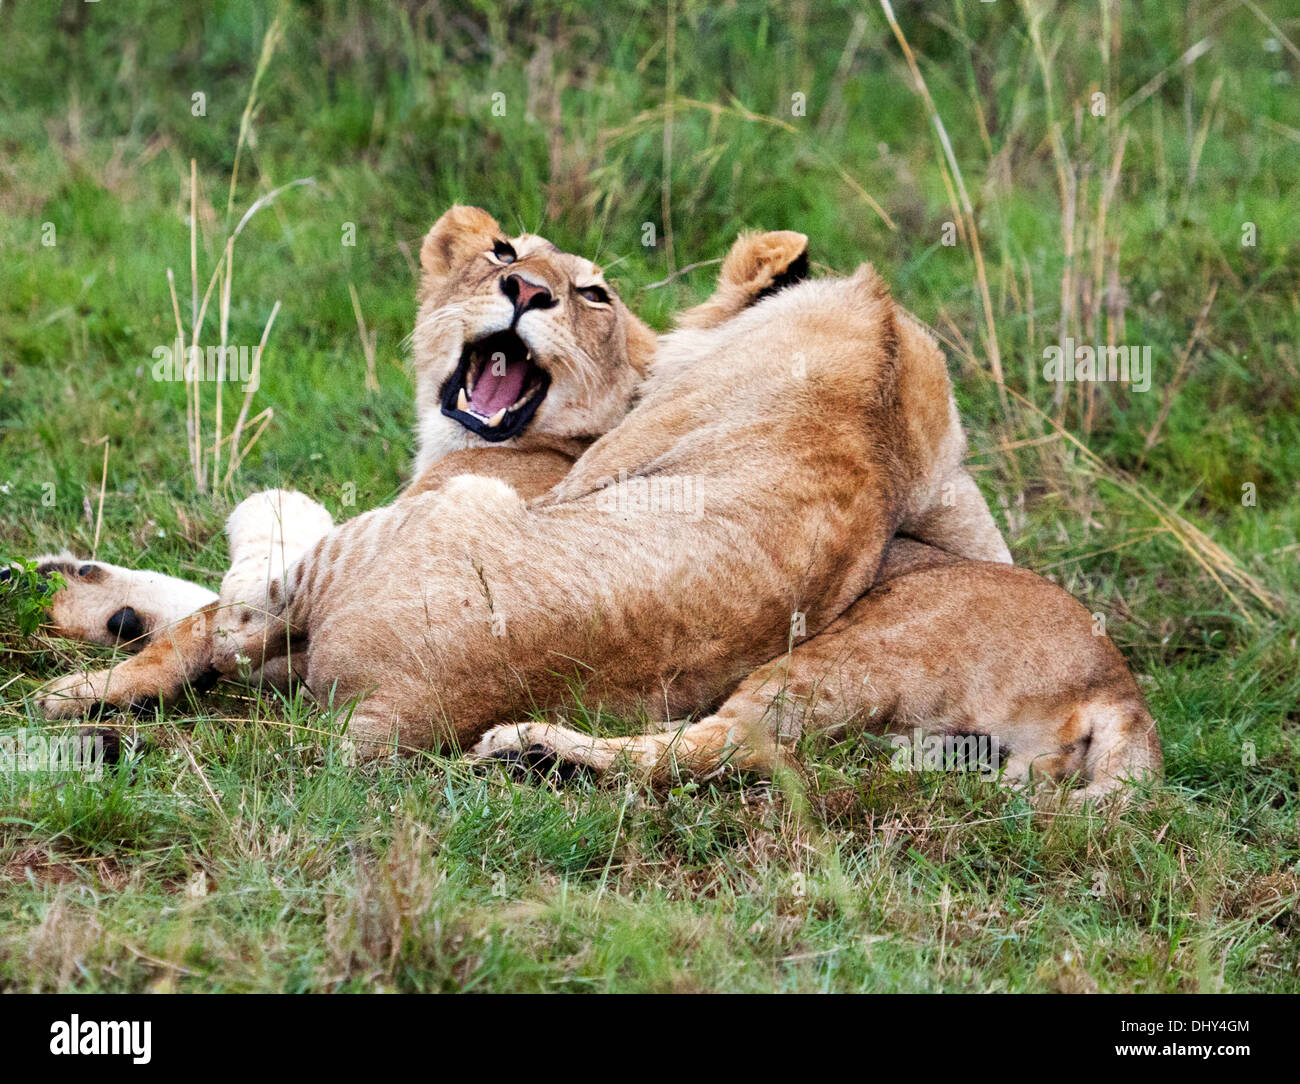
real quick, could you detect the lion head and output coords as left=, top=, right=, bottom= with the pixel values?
left=410, top=206, right=656, bottom=473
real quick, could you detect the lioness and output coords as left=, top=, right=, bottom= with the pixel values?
left=51, top=220, right=1014, bottom=737
left=34, top=209, right=1158, bottom=799
left=32, top=206, right=656, bottom=702
left=33, top=213, right=805, bottom=704
left=472, top=539, right=1160, bottom=801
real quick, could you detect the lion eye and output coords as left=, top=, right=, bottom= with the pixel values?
left=489, top=239, right=517, bottom=264
left=577, top=284, right=610, bottom=305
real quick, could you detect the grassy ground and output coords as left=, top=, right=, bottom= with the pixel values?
left=1, top=0, right=1297, bottom=992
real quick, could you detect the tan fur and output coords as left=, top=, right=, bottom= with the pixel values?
left=36, top=220, right=1157, bottom=802
left=474, top=539, right=1161, bottom=801
left=178, top=247, right=1014, bottom=763
left=38, top=601, right=223, bottom=710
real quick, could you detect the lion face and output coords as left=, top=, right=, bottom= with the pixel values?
left=410, top=206, right=655, bottom=473
left=30, top=553, right=217, bottom=648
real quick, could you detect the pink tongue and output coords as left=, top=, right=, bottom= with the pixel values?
left=469, top=356, right=528, bottom=414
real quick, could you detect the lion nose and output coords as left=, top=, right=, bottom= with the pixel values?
left=501, top=273, right=555, bottom=317
left=106, top=606, right=144, bottom=642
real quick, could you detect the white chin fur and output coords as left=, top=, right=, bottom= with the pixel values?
left=413, top=412, right=518, bottom=475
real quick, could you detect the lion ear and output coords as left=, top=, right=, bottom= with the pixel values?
left=716, top=229, right=809, bottom=303
left=420, top=205, right=503, bottom=289
left=623, top=313, right=657, bottom=376
left=676, top=230, right=810, bottom=330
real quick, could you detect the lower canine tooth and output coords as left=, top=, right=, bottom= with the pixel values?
left=457, top=388, right=469, bottom=412
left=485, top=408, right=507, bottom=427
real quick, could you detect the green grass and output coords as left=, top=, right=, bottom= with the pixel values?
left=1, top=0, right=1297, bottom=992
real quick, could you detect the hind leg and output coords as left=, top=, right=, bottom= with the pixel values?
left=208, top=488, right=332, bottom=678
left=472, top=714, right=774, bottom=781
left=472, top=653, right=810, bottom=784
left=903, top=469, right=1012, bottom=565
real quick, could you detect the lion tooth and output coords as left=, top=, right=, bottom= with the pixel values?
left=457, top=388, right=470, bottom=412
left=485, top=408, right=507, bottom=427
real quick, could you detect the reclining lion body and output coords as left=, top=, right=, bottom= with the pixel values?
left=221, top=263, right=1009, bottom=755
left=35, top=206, right=653, bottom=708
left=474, top=539, right=1161, bottom=800
left=35, top=215, right=1157, bottom=799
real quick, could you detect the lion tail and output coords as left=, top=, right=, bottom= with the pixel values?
left=1075, top=699, right=1162, bottom=804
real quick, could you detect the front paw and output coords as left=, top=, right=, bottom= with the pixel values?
left=471, top=723, right=562, bottom=775
left=37, top=669, right=117, bottom=718
left=472, top=721, right=546, bottom=758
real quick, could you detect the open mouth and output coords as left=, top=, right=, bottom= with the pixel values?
left=439, top=330, right=550, bottom=442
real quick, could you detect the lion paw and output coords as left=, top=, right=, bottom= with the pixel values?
left=472, top=722, right=551, bottom=759
left=37, top=669, right=119, bottom=718
left=470, top=723, right=571, bottom=778
left=29, top=552, right=216, bottom=648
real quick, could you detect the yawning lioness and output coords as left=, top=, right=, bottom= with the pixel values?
left=34, top=209, right=1158, bottom=800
